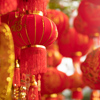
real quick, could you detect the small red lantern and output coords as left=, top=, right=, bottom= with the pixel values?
left=0, top=0, right=17, bottom=15
left=47, top=43, right=63, bottom=67
left=47, top=9, right=69, bottom=35
left=81, top=47, right=100, bottom=89
left=58, top=27, right=93, bottom=63
left=74, top=15, right=100, bottom=38
left=41, top=67, right=70, bottom=95
left=78, top=0, right=100, bottom=37
left=69, top=71, right=84, bottom=100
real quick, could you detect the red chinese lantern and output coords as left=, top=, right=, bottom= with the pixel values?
left=81, top=47, right=100, bottom=89
left=41, top=67, right=70, bottom=95
left=78, top=0, right=100, bottom=37
left=3, top=13, right=58, bottom=75
left=1, top=12, right=58, bottom=100
left=74, top=15, right=100, bottom=38
left=47, top=43, right=63, bottom=67
left=46, top=9, right=69, bottom=35
left=69, top=71, right=84, bottom=100
left=17, top=0, right=47, bottom=15
left=58, top=27, right=93, bottom=63
left=0, top=0, right=17, bottom=15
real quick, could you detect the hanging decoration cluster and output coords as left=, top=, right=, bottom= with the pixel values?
left=74, top=0, right=100, bottom=38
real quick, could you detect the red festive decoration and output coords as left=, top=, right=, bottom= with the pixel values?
left=17, top=0, right=47, bottom=15
left=2, top=13, right=58, bottom=75
left=78, top=0, right=100, bottom=37
left=47, top=9, right=69, bottom=35
left=69, top=71, right=84, bottom=90
left=0, top=0, right=17, bottom=15
left=58, top=27, right=93, bottom=63
left=81, top=47, right=100, bottom=89
left=47, top=43, right=63, bottom=67
left=41, top=67, right=70, bottom=95
left=74, top=15, right=100, bottom=38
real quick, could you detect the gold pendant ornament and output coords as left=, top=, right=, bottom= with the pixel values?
left=0, top=23, right=15, bottom=100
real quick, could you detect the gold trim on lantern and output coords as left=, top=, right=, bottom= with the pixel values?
left=39, top=16, right=45, bottom=44
left=74, top=51, right=82, bottom=56
left=50, top=94, right=58, bottom=98
left=34, top=15, right=36, bottom=45
left=43, top=19, right=53, bottom=45
left=21, top=45, right=46, bottom=49
left=25, top=17, right=31, bottom=44
left=29, top=10, right=43, bottom=16
left=15, top=60, right=20, bottom=68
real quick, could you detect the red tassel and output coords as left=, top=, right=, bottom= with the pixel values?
left=13, top=60, right=20, bottom=87
left=20, top=73, right=27, bottom=100
left=20, top=46, right=47, bottom=75
left=38, top=74, right=41, bottom=100
left=28, top=75, right=38, bottom=100
left=72, top=89, right=83, bottom=99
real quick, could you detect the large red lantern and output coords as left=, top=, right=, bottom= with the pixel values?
left=47, top=43, right=63, bottom=67
left=58, top=28, right=93, bottom=63
left=78, top=0, right=100, bottom=37
left=46, top=9, right=69, bottom=35
left=74, top=15, right=100, bottom=38
left=2, top=13, right=58, bottom=75
left=0, top=0, right=17, bottom=15
left=41, top=67, right=70, bottom=95
left=81, top=47, right=100, bottom=89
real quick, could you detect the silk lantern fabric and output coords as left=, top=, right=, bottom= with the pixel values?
left=47, top=43, right=63, bottom=67
left=81, top=47, right=100, bottom=89
left=0, top=0, right=17, bottom=15
left=58, top=28, right=93, bottom=62
left=78, top=0, right=100, bottom=37
left=41, top=67, right=70, bottom=95
left=47, top=9, right=69, bottom=35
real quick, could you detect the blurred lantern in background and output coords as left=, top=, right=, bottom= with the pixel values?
left=81, top=47, right=100, bottom=90
left=47, top=9, right=69, bottom=36
left=90, top=90, right=100, bottom=100
left=41, top=67, right=70, bottom=95
left=0, top=0, right=17, bottom=15
left=69, top=68, right=85, bottom=100
left=78, top=0, right=100, bottom=38
left=57, top=27, right=93, bottom=64
left=47, top=43, right=63, bottom=67
left=73, top=15, right=100, bottom=38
